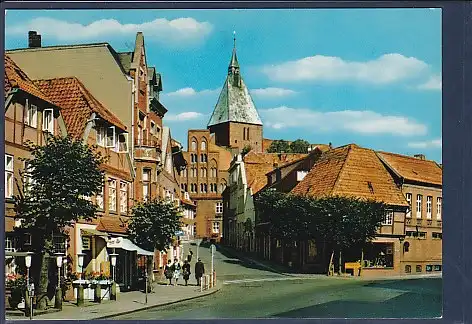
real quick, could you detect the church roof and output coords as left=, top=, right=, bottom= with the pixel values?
left=207, top=39, right=263, bottom=127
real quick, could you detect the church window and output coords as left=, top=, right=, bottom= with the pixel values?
left=191, top=140, right=197, bottom=151
left=201, top=141, right=206, bottom=151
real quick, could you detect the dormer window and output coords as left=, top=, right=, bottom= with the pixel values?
left=96, top=125, right=116, bottom=148
left=42, top=109, right=54, bottom=133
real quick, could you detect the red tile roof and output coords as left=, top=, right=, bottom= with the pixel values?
left=4, top=55, right=56, bottom=105
left=291, top=144, right=408, bottom=207
left=376, top=152, right=442, bottom=186
left=34, top=77, right=126, bottom=138
left=244, top=152, right=308, bottom=194
left=96, top=216, right=129, bottom=234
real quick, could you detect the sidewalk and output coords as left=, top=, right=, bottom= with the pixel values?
left=217, top=244, right=443, bottom=281
left=6, top=282, right=221, bottom=321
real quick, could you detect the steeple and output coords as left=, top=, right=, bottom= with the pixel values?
left=228, top=31, right=240, bottom=76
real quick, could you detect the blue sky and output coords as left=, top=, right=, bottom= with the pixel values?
left=5, top=9, right=442, bottom=162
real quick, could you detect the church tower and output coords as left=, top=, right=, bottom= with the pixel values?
left=207, top=33, right=263, bottom=153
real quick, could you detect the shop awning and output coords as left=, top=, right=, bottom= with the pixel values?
left=106, top=237, right=154, bottom=256
left=81, top=228, right=108, bottom=239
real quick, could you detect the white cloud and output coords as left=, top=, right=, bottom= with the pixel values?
left=6, top=17, right=213, bottom=46
left=417, top=74, right=442, bottom=90
left=165, top=112, right=204, bottom=122
left=407, top=139, right=442, bottom=149
left=250, top=87, right=298, bottom=98
left=165, top=87, right=220, bottom=97
left=261, top=53, right=430, bottom=84
left=260, top=106, right=427, bottom=136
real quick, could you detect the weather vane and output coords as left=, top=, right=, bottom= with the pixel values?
left=233, top=30, right=236, bottom=48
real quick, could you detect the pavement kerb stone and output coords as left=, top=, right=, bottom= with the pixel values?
left=95, top=284, right=222, bottom=320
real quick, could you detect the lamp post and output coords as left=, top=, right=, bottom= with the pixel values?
left=54, top=253, right=63, bottom=310
left=109, top=253, right=118, bottom=301
left=145, top=257, right=148, bottom=304
left=76, top=253, right=86, bottom=306
left=25, top=252, right=33, bottom=320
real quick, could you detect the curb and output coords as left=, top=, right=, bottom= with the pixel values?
left=95, top=285, right=222, bottom=320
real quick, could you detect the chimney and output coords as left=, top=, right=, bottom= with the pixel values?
left=329, top=142, right=333, bottom=149
left=28, top=31, right=41, bottom=48
left=414, top=154, right=426, bottom=160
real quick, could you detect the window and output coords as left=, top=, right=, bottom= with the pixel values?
left=405, top=193, right=412, bottom=218
left=108, top=178, right=117, bottom=211
left=437, top=197, right=442, bottom=220
left=106, top=126, right=115, bottom=148
left=137, top=126, right=143, bottom=145
left=405, top=265, right=411, bottom=273
left=433, top=265, right=442, bottom=271
left=96, top=126, right=106, bottom=146
left=406, top=231, right=426, bottom=239
left=120, top=181, right=128, bottom=214
left=426, top=265, right=433, bottom=272
left=150, top=121, right=156, bottom=134
left=191, top=140, right=197, bottom=151
left=82, top=237, right=91, bottom=250
left=210, top=183, right=214, bottom=192
left=201, top=141, right=206, bottom=151
left=117, top=133, right=128, bottom=152
left=25, top=103, right=37, bottom=128
left=96, top=185, right=104, bottom=209
left=193, top=224, right=197, bottom=236
left=143, top=169, right=151, bottom=201
left=212, top=222, right=220, bottom=234
left=247, top=128, right=250, bottom=140
left=426, top=196, right=432, bottom=219
left=23, top=233, right=32, bottom=245
left=52, top=234, right=66, bottom=254
left=216, top=202, right=223, bottom=214
left=432, top=232, right=442, bottom=239
left=297, top=171, right=308, bottom=182
left=416, top=194, right=422, bottom=218
left=42, top=109, right=54, bottom=133
left=5, top=155, right=14, bottom=198
left=23, top=161, right=35, bottom=193
left=382, top=210, right=393, bottom=225
left=5, top=236, right=16, bottom=252
left=416, top=265, right=422, bottom=273
left=214, top=183, right=218, bottom=193
left=204, top=154, right=208, bottom=163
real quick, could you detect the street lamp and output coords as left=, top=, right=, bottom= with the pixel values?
left=25, top=252, right=33, bottom=287
left=54, top=253, right=63, bottom=310
left=63, top=257, right=68, bottom=279
left=109, top=252, right=118, bottom=301
left=24, top=252, right=34, bottom=320
left=76, top=253, right=86, bottom=307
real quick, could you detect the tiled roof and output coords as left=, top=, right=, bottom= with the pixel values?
left=262, top=139, right=273, bottom=152
left=291, top=144, right=408, bottom=207
left=244, top=152, right=308, bottom=194
left=35, top=77, right=126, bottom=138
left=4, top=55, right=56, bottom=105
left=96, top=216, right=129, bottom=234
left=376, top=152, right=442, bottom=186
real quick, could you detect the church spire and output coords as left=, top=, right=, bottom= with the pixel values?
left=228, top=31, right=239, bottom=73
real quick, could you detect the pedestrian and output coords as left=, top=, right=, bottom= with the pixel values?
left=195, top=258, right=205, bottom=286
left=187, top=250, right=193, bottom=262
left=182, top=260, right=191, bottom=286
left=172, top=258, right=181, bottom=286
left=164, top=260, right=173, bottom=286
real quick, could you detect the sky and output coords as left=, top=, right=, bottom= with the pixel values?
left=5, top=9, right=442, bottom=162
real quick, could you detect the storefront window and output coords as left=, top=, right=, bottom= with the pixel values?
left=363, top=242, right=394, bottom=268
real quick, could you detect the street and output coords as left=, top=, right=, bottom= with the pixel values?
left=111, top=244, right=442, bottom=319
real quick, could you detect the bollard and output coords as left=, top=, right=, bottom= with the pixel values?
left=55, top=286, right=63, bottom=309
left=77, top=284, right=84, bottom=307
left=110, top=282, right=117, bottom=301
left=94, top=284, right=102, bottom=303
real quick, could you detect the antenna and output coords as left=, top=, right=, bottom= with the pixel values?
left=233, top=30, right=236, bottom=48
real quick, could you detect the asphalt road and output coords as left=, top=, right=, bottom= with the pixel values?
left=112, top=244, right=442, bottom=319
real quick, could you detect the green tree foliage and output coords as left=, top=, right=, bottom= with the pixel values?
left=266, top=140, right=291, bottom=153
left=254, top=190, right=387, bottom=256
left=14, top=136, right=105, bottom=309
left=289, top=139, right=310, bottom=153
left=241, top=144, right=252, bottom=157
left=128, top=199, right=183, bottom=252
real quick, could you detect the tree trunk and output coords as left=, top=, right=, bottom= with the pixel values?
left=359, top=249, right=364, bottom=276
left=36, top=237, right=53, bottom=310
left=338, top=250, right=342, bottom=276
left=327, top=250, right=335, bottom=276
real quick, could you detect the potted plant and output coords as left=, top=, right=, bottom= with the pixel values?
left=5, top=274, right=27, bottom=310
left=89, top=272, right=110, bottom=302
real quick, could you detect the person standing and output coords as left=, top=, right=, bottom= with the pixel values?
left=195, top=258, right=205, bottom=286
left=182, top=260, right=191, bottom=286
left=172, top=258, right=181, bottom=286
left=164, top=260, right=173, bottom=286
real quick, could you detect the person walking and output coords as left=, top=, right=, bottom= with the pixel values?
left=195, top=258, right=205, bottom=286
left=164, top=260, right=173, bottom=286
left=172, top=258, right=181, bottom=286
left=187, top=250, right=194, bottom=262
left=182, top=260, right=191, bottom=286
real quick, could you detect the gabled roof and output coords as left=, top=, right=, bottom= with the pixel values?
left=35, top=77, right=126, bottom=138
left=291, top=144, right=408, bottom=207
left=4, top=55, right=56, bottom=105
left=376, top=151, right=442, bottom=186
left=243, top=152, right=308, bottom=194
left=117, top=52, right=133, bottom=73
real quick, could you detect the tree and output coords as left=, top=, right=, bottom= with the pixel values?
left=241, top=144, right=252, bottom=157
left=266, top=140, right=291, bottom=153
left=127, top=199, right=183, bottom=252
left=14, top=136, right=105, bottom=309
left=289, top=139, right=310, bottom=153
